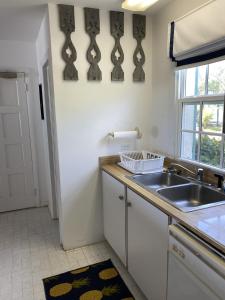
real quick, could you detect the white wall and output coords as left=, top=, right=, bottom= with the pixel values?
left=35, top=11, right=54, bottom=211
left=36, top=11, right=50, bottom=82
left=48, top=4, right=152, bottom=249
left=150, top=0, right=209, bottom=157
left=0, top=40, right=37, bottom=70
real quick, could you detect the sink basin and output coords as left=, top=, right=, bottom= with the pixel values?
left=158, top=184, right=225, bottom=212
left=131, top=172, right=190, bottom=190
left=129, top=172, right=225, bottom=212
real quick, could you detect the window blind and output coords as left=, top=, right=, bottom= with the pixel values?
left=169, top=0, right=225, bottom=66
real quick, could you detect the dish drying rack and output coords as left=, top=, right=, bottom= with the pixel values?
left=119, top=151, right=164, bottom=174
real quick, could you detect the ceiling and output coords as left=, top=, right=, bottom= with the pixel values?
left=0, top=6, right=46, bottom=42
left=0, top=0, right=172, bottom=12
left=0, top=0, right=172, bottom=42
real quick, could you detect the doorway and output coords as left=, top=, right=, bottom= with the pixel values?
left=0, top=72, right=38, bottom=212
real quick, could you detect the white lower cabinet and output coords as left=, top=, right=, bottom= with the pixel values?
left=127, top=189, right=169, bottom=300
left=102, top=173, right=169, bottom=299
left=102, top=171, right=126, bottom=265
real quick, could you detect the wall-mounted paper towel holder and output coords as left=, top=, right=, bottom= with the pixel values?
left=108, top=127, right=142, bottom=139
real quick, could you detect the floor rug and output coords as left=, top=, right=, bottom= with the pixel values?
left=43, top=259, right=135, bottom=299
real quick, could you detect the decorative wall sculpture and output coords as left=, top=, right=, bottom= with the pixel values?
left=84, top=8, right=102, bottom=81
left=110, top=11, right=124, bottom=81
left=57, top=6, right=148, bottom=83
left=133, top=14, right=146, bottom=82
left=58, top=5, right=78, bottom=81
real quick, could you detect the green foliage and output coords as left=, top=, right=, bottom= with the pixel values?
left=198, top=63, right=225, bottom=95
left=200, top=135, right=221, bottom=167
left=202, top=111, right=213, bottom=129
left=208, top=65, right=225, bottom=94
left=208, top=80, right=222, bottom=94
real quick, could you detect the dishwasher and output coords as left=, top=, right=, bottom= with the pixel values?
left=167, top=224, right=225, bottom=300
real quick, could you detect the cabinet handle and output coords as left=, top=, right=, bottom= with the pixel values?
left=118, top=195, right=124, bottom=200
left=127, top=202, right=132, bottom=207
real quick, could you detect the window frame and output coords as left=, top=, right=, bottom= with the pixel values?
left=176, top=65, right=225, bottom=170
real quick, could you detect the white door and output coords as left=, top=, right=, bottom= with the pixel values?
left=127, top=189, right=169, bottom=300
left=0, top=72, right=36, bottom=212
left=102, top=171, right=126, bottom=265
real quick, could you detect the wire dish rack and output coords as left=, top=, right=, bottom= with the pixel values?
left=119, top=151, right=165, bottom=174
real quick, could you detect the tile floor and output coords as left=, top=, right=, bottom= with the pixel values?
left=0, top=207, right=146, bottom=300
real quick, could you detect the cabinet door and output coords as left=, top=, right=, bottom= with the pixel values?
left=127, top=189, right=169, bottom=300
left=102, top=171, right=126, bottom=265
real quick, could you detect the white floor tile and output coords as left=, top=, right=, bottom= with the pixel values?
left=0, top=207, right=146, bottom=300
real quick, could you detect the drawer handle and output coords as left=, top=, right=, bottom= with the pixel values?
left=118, top=195, right=124, bottom=200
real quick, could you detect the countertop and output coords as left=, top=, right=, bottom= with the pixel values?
left=102, top=163, right=225, bottom=255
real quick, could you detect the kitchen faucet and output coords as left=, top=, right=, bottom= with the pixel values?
left=168, top=163, right=204, bottom=182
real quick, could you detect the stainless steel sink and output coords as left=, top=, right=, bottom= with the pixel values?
left=158, top=184, right=225, bottom=212
left=129, top=171, right=225, bottom=212
left=131, top=172, right=190, bottom=190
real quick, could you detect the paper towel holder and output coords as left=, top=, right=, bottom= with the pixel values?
left=108, top=127, right=142, bottom=139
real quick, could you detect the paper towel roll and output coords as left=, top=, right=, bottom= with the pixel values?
left=112, top=131, right=138, bottom=139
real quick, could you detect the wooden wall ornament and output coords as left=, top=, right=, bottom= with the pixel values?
left=84, top=7, right=102, bottom=81
left=110, top=11, right=124, bottom=81
left=133, top=14, right=146, bottom=82
left=58, top=4, right=78, bottom=81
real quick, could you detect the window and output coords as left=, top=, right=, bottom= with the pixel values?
left=177, top=60, right=225, bottom=169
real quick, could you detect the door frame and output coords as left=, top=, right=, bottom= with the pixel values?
left=42, top=60, right=59, bottom=219
left=0, top=69, right=40, bottom=207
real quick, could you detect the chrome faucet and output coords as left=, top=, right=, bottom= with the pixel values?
left=168, top=163, right=204, bottom=182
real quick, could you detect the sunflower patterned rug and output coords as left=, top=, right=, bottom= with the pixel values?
left=43, top=259, right=135, bottom=300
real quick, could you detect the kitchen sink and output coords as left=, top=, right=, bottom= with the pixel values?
left=131, top=172, right=190, bottom=190
left=158, top=184, right=225, bottom=212
left=129, top=171, right=225, bottom=212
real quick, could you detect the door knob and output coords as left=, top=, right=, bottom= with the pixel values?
left=127, top=202, right=132, bottom=207
left=118, top=195, right=124, bottom=200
